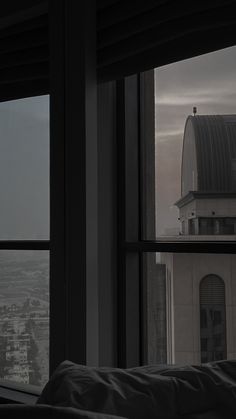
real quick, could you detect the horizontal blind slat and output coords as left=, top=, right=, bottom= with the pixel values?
left=98, top=4, right=236, bottom=66
left=98, top=23, right=236, bottom=82
left=98, top=1, right=236, bottom=48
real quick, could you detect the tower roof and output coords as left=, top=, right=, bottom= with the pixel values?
left=181, top=114, right=236, bottom=197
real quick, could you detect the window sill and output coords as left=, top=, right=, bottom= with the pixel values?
left=0, top=383, right=40, bottom=404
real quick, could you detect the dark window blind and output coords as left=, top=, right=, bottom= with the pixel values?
left=0, top=1, right=49, bottom=101
left=97, top=0, right=236, bottom=82
left=1, top=1, right=236, bottom=91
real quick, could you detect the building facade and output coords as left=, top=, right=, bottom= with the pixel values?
left=160, top=114, right=236, bottom=365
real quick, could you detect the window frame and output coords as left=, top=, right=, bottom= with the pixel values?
left=0, top=0, right=235, bottom=403
left=117, top=65, right=236, bottom=368
left=0, top=93, right=50, bottom=397
left=0, top=0, right=50, bottom=400
left=0, top=0, right=98, bottom=401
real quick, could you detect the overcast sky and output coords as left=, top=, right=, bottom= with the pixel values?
left=155, top=46, right=236, bottom=236
left=0, top=95, right=49, bottom=240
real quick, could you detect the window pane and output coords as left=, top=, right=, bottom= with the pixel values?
left=142, top=252, right=234, bottom=366
left=0, top=96, right=49, bottom=239
left=154, top=46, right=236, bottom=240
left=0, top=251, right=49, bottom=388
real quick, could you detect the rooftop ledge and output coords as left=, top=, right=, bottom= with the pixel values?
left=155, top=235, right=236, bottom=241
left=175, top=191, right=236, bottom=208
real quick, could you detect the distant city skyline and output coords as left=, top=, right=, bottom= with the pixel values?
left=0, top=251, right=49, bottom=387
left=155, top=45, right=236, bottom=236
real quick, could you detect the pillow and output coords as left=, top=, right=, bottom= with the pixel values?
left=38, top=361, right=178, bottom=419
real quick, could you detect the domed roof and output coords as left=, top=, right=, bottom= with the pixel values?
left=181, top=114, right=236, bottom=197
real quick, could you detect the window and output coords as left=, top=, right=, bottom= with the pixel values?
left=200, top=275, right=226, bottom=363
left=117, top=45, right=236, bottom=368
left=199, top=218, right=236, bottom=235
left=213, top=310, right=222, bottom=326
left=155, top=46, right=236, bottom=240
left=199, top=219, right=214, bottom=235
left=0, top=1, right=98, bottom=400
left=200, top=309, right=207, bottom=329
left=142, top=47, right=235, bottom=366
left=143, top=253, right=230, bottom=365
left=0, top=96, right=49, bottom=389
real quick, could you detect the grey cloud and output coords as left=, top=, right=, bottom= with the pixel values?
left=156, top=130, right=183, bottom=141
left=155, top=46, right=236, bottom=93
left=156, top=90, right=236, bottom=106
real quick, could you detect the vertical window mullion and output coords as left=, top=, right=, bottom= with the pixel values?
left=49, top=0, right=67, bottom=373
left=117, top=76, right=141, bottom=367
left=49, top=0, right=98, bottom=371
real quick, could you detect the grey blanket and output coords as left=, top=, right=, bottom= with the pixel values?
left=37, top=359, right=236, bottom=418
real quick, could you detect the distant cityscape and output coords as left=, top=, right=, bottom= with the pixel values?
left=0, top=251, right=49, bottom=387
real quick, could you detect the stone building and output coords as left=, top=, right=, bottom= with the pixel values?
left=161, top=114, right=236, bottom=365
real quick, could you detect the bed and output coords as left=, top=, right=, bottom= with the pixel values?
left=1, top=359, right=236, bottom=418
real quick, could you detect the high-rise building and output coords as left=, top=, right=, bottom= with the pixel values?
left=176, top=114, right=236, bottom=236
left=160, top=114, right=236, bottom=365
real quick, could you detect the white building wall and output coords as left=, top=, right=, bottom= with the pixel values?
left=196, top=198, right=236, bottom=217
left=161, top=253, right=236, bottom=365
left=179, top=201, right=197, bottom=234
left=179, top=198, right=236, bottom=234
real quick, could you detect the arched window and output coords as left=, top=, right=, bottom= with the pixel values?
left=200, top=275, right=226, bottom=363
